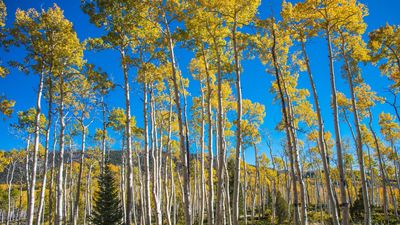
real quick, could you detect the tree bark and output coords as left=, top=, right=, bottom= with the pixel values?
left=36, top=79, right=53, bottom=225
left=120, top=48, right=135, bottom=225
left=212, top=30, right=226, bottom=225
left=27, top=69, right=45, bottom=225
left=72, top=114, right=88, bottom=225
left=200, top=80, right=206, bottom=225
left=341, top=38, right=371, bottom=225
left=267, top=140, right=277, bottom=220
left=165, top=97, right=173, bottom=225
left=253, top=143, right=261, bottom=218
left=56, top=75, right=66, bottom=225
left=326, top=29, right=346, bottom=225
left=48, top=120, right=58, bottom=225
left=101, top=98, right=107, bottom=172
left=201, top=45, right=215, bottom=225
left=286, top=95, right=308, bottom=225
left=164, top=15, right=192, bottom=225
left=242, top=149, right=247, bottom=225
left=143, top=83, right=152, bottom=225
left=150, top=86, right=163, bottom=225
left=271, top=21, right=300, bottom=225
left=232, top=17, right=243, bottom=225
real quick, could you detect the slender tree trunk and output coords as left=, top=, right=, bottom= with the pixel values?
left=157, top=112, right=164, bottom=225
left=390, top=142, right=399, bottom=216
left=212, top=32, right=226, bottom=225
left=253, top=143, right=261, bottom=219
left=224, top=156, right=232, bottom=225
left=150, top=87, right=163, bottom=225
left=72, top=116, right=88, bottom=225
left=180, top=56, right=193, bottom=224
left=292, top=134, right=308, bottom=225
left=301, top=39, right=344, bottom=225
left=120, top=48, right=135, bottom=225
left=232, top=17, right=243, bottom=225
left=200, top=80, right=206, bottom=225
left=284, top=90, right=308, bottom=225
left=242, top=149, right=247, bottom=225
left=326, top=29, right=346, bottom=225
left=267, top=141, right=277, bottom=220
left=193, top=146, right=199, bottom=224
left=36, top=80, right=53, bottom=225
left=26, top=134, right=31, bottom=207
left=136, top=140, right=146, bottom=225
left=27, top=69, right=45, bottom=225
left=101, top=98, right=107, bottom=172
left=341, top=40, right=371, bottom=225
left=165, top=97, right=173, bottom=225
left=25, top=134, right=31, bottom=216
left=83, top=165, right=91, bottom=225
left=48, top=120, right=57, bottom=225
left=121, top=139, right=127, bottom=225
left=164, top=16, right=192, bottom=225
left=171, top=129, right=177, bottom=225
left=143, top=83, right=152, bottom=225
left=88, top=165, right=93, bottom=220
left=56, top=76, right=66, bottom=225
left=67, top=142, right=73, bottom=224
left=165, top=155, right=171, bottom=225
left=251, top=176, right=256, bottom=220
left=271, top=22, right=300, bottom=225
left=201, top=45, right=214, bottom=225
left=366, top=145, right=375, bottom=207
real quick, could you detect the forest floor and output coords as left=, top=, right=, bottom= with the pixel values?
left=235, top=208, right=400, bottom=225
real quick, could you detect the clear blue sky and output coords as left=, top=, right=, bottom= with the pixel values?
left=1, top=0, right=400, bottom=165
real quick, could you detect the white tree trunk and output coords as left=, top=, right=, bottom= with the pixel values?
left=164, top=16, right=192, bottom=225
left=56, top=78, right=66, bottom=225
left=36, top=83, right=53, bottom=225
left=27, top=69, right=45, bottom=225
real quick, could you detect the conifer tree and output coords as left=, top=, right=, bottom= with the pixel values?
left=90, top=163, right=123, bottom=225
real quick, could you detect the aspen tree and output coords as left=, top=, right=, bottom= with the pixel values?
left=36, top=74, right=55, bottom=225
left=13, top=6, right=83, bottom=224
left=254, top=19, right=302, bottom=225
left=335, top=11, right=371, bottom=221
left=13, top=9, right=47, bottom=225
left=281, top=3, right=345, bottom=223
left=190, top=56, right=211, bottom=225
left=215, top=2, right=261, bottom=223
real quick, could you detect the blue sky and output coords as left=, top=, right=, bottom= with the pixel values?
left=1, top=0, right=400, bottom=165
